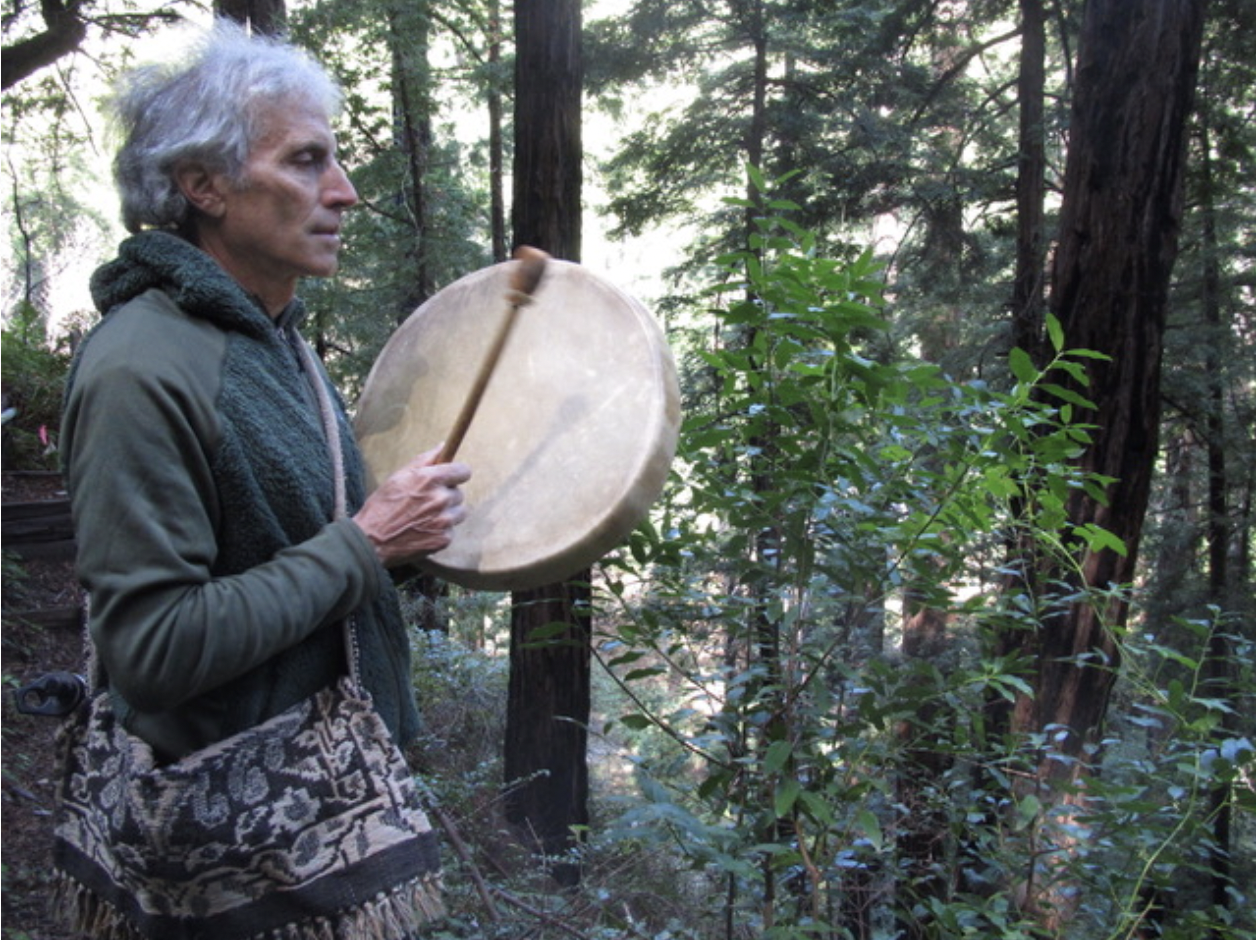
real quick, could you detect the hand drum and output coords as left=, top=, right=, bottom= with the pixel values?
left=354, top=258, right=680, bottom=591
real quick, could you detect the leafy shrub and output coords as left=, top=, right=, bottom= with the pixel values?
left=586, top=178, right=1253, bottom=939
left=2, top=302, right=73, bottom=471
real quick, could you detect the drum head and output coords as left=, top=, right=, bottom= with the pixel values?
left=354, top=259, right=680, bottom=591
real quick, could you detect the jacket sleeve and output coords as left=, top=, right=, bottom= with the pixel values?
left=62, top=305, right=384, bottom=713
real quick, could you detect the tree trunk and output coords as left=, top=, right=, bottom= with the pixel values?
left=390, top=0, right=435, bottom=310
left=509, top=0, right=582, bottom=259
left=503, top=0, right=586, bottom=888
left=216, top=0, right=285, bottom=34
left=1010, top=0, right=1047, bottom=365
left=1198, top=115, right=1236, bottom=937
left=1023, top=0, right=1206, bottom=781
left=503, top=582, right=591, bottom=887
left=998, top=0, right=1207, bottom=926
left=488, top=0, right=508, bottom=263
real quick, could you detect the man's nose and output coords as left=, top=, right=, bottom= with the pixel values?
left=325, top=160, right=358, bottom=209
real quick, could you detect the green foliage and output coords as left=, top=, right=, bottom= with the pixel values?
left=1, top=304, right=73, bottom=470
left=586, top=0, right=1072, bottom=349
left=288, top=0, right=496, bottom=398
left=2, top=40, right=120, bottom=325
left=1055, top=610, right=1255, bottom=940
left=583, top=183, right=1252, bottom=939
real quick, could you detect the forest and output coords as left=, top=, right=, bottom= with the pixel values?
left=2, top=0, right=1254, bottom=938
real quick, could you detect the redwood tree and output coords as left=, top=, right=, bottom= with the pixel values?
left=1012, top=0, right=1207, bottom=778
left=997, top=0, right=1209, bottom=919
left=1009, top=0, right=1047, bottom=365
left=502, top=0, right=587, bottom=888
left=989, top=1, right=1205, bottom=924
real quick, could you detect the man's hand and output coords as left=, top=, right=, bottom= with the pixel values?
left=353, top=446, right=471, bottom=566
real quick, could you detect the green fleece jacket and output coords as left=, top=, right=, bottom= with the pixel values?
left=62, top=231, right=419, bottom=761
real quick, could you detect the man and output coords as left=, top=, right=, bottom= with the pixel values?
left=58, top=21, right=462, bottom=937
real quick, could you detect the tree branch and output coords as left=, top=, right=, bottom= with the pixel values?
left=2, top=0, right=88, bottom=90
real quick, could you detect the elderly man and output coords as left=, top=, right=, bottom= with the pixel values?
left=57, top=20, right=463, bottom=938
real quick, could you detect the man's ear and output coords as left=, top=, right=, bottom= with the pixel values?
left=175, top=163, right=227, bottom=218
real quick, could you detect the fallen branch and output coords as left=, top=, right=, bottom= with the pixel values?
left=431, top=805, right=501, bottom=922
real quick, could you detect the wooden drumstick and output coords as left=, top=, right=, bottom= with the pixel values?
left=438, top=246, right=550, bottom=463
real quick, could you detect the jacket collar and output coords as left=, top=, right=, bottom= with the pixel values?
left=90, top=230, right=306, bottom=339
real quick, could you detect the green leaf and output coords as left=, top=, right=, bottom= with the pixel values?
left=1039, top=383, right=1097, bottom=410
left=522, top=621, right=573, bottom=647
left=1017, top=794, right=1043, bottom=826
left=774, top=778, right=801, bottom=818
left=798, top=790, right=836, bottom=825
left=608, top=649, right=647, bottom=668
left=1008, top=347, right=1038, bottom=384
left=854, top=809, right=883, bottom=851
left=763, top=740, right=793, bottom=774
left=1046, top=313, right=1065, bottom=353
left=1079, top=523, right=1128, bottom=557
left=624, top=666, right=668, bottom=682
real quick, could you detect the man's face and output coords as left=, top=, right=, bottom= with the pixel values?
left=194, top=102, right=358, bottom=313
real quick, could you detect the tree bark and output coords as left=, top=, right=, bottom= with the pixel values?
left=997, top=0, right=1208, bottom=926
left=488, top=0, right=508, bottom=263
left=509, top=0, right=582, bottom=260
left=1010, top=0, right=1047, bottom=365
left=503, top=0, right=586, bottom=888
left=1198, top=113, right=1236, bottom=937
left=388, top=0, right=435, bottom=311
left=1017, top=0, right=1207, bottom=780
left=503, top=581, right=591, bottom=887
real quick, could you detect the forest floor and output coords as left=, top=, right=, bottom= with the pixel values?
left=2, top=471, right=82, bottom=940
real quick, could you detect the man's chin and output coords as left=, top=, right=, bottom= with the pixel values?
left=304, top=256, right=341, bottom=279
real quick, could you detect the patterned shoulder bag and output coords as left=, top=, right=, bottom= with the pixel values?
left=51, top=337, right=444, bottom=939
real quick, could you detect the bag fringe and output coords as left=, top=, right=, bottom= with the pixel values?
left=330, top=874, right=446, bottom=940
left=52, top=872, right=445, bottom=940
left=52, top=872, right=147, bottom=940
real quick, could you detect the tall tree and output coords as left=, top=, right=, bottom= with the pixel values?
left=1197, top=118, right=1235, bottom=936
left=997, top=0, right=1208, bottom=924
left=286, top=0, right=493, bottom=395
left=1166, top=3, right=1256, bottom=923
left=486, top=0, right=507, bottom=262
left=503, top=0, right=586, bottom=888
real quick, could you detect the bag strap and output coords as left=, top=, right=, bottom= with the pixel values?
left=294, top=335, right=361, bottom=689
left=294, top=336, right=347, bottom=522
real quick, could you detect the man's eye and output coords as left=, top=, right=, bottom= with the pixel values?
left=292, top=150, right=327, bottom=167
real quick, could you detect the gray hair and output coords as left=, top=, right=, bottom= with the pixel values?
left=107, top=19, right=343, bottom=233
